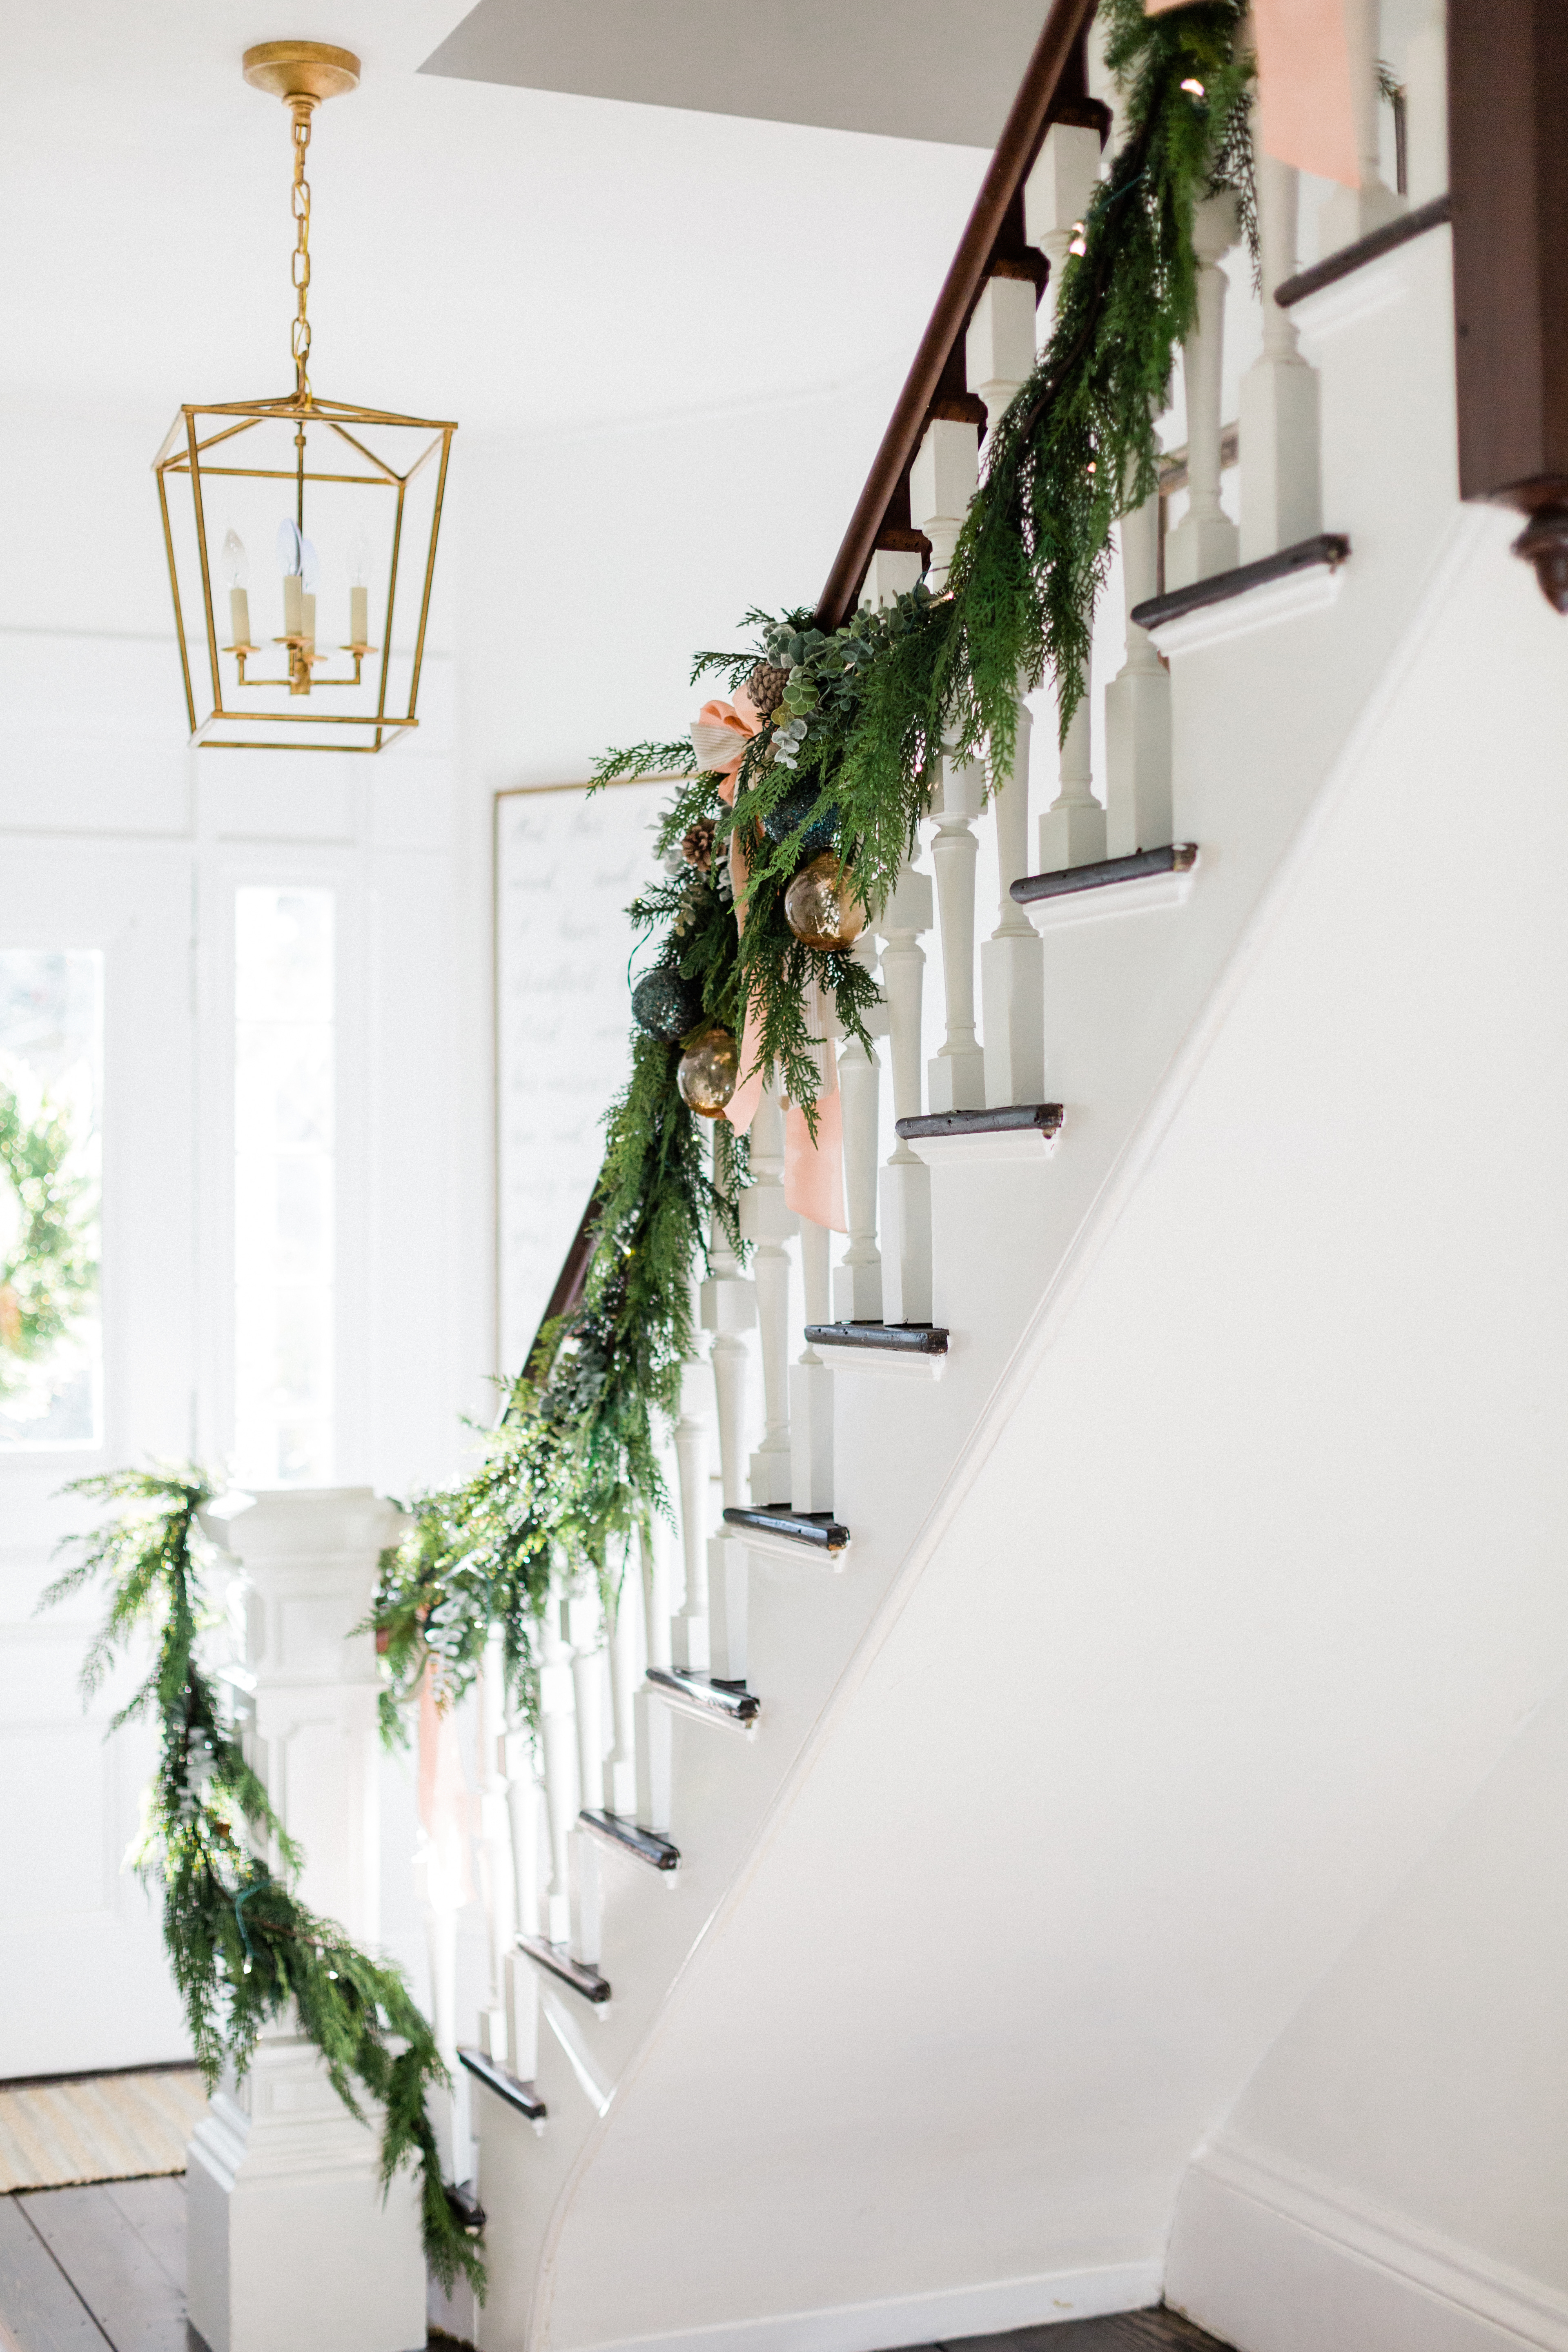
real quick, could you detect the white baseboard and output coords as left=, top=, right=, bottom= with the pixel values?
left=1168, top=2138, right=1568, bottom=2352
left=566, top=2260, right=1163, bottom=2352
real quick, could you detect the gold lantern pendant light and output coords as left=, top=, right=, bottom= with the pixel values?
left=152, top=42, right=458, bottom=753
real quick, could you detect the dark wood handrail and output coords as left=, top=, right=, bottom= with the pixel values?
left=813, top=0, right=1102, bottom=628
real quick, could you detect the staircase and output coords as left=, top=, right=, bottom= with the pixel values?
left=435, top=10, right=1568, bottom=2352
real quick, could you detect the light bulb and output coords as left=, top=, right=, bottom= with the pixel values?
left=221, top=529, right=248, bottom=590
left=300, top=535, right=321, bottom=595
left=276, top=517, right=303, bottom=577
left=348, top=531, right=372, bottom=589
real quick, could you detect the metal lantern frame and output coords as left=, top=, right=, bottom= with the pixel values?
left=152, top=39, right=457, bottom=754
left=154, top=391, right=455, bottom=753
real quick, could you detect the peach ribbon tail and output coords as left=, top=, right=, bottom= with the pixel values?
left=1143, top=0, right=1359, bottom=186
left=784, top=969, right=846, bottom=1232
left=695, top=696, right=769, bottom=1134
left=417, top=1656, right=472, bottom=1912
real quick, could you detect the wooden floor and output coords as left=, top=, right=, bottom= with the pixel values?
left=0, top=2179, right=1227, bottom=2352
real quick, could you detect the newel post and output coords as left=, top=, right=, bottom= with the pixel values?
left=186, top=1488, right=427, bottom=2352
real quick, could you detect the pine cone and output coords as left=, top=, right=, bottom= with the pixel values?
left=745, top=660, right=789, bottom=719
left=682, top=818, right=715, bottom=873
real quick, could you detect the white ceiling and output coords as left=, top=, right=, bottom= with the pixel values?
left=422, top=0, right=1050, bottom=147
left=6, top=1, right=991, bottom=439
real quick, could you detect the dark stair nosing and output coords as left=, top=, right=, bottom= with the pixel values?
left=803, top=1321, right=949, bottom=1355
left=1131, top=535, right=1350, bottom=633
left=1012, top=844, right=1196, bottom=906
left=646, top=1665, right=762, bottom=1725
left=723, top=1504, right=850, bottom=1553
left=579, top=1808, right=681, bottom=1870
left=457, top=2045, right=547, bottom=2120
left=514, top=1933, right=611, bottom=2004
left=444, top=2178, right=488, bottom=2236
left=1276, top=191, right=1451, bottom=307
left=896, top=1102, right=1065, bottom=1139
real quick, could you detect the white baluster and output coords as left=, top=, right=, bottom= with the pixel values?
left=861, top=547, right=924, bottom=610
left=1240, top=140, right=1322, bottom=564
left=602, top=1560, right=638, bottom=1817
left=1105, top=479, right=1172, bottom=858
left=702, top=1152, right=755, bottom=1682
left=503, top=1708, right=540, bottom=2082
left=965, top=270, right=1038, bottom=439
left=982, top=688, right=1045, bottom=1105
left=566, top=1585, right=605, bottom=1967
left=633, top=1525, right=673, bottom=1835
left=742, top=1078, right=795, bottom=1510
left=537, top=1569, right=578, bottom=1949
left=927, top=753, right=987, bottom=1111
left=909, top=417, right=978, bottom=592
left=1025, top=126, right=1111, bottom=876
left=834, top=948, right=884, bottom=1320
left=1319, top=0, right=1405, bottom=251
left=475, top=1628, right=517, bottom=2069
left=669, top=1307, right=713, bottom=1674
left=1165, top=193, right=1241, bottom=591
left=877, top=862, right=935, bottom=1324
left=1024, top=125, right=1103, bottom=317
left=791, top=1217, right=835, bottom=1510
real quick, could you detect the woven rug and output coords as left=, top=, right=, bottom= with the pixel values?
left=0, top=2069, right=207, bottom=2192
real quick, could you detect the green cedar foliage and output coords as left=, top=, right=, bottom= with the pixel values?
left=40, top=1467, right=483, bottom=2298
left=374, top=817, right=748, bottom=1728
left=0, top=1080, right=98, bottom=1391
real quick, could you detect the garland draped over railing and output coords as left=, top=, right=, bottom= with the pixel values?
left=41, top=1469, right=483, bottom=2296
left=50, top=0, right=1254, bottom=2299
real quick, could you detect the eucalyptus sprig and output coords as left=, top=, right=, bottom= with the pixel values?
left=41, top=1466, right=483, bottom=2298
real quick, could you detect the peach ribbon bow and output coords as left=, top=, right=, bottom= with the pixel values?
left=690, top=693, right=846, bottom=1234
left=1143, top=0, right=1359, bottom=187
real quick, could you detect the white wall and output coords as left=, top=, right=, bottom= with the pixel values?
left=1166, top=1681, right=1568, bottom=2352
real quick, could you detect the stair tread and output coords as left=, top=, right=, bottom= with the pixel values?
left=723, top=1504, right=850, bottom=1552
left=896, top=1103, right=1063, bottom=1139
left=515, top=1933, right=611, bottom=2003
left=456, top=2045, right=547, bottom=2120
left=804, top=1321, right=949, bottom=1354
left=646, top=1665, right=762, bottom=1724
left=579, top=1809, right=681, bottom=1869
left=1013, top=844, right=1197, bottom=904
left=1129, top=533, right=1349, bottom=631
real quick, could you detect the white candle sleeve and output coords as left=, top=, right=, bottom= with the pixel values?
left=301, top=592, right=316, bottom=650
left=282, top=573, right=304, bottom=638
left=229, top=587, right=251, bottom=649
left=350, top=584, right=369, bottom=646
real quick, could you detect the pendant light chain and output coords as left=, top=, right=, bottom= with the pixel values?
left=290, top=102, right=314, bottom=397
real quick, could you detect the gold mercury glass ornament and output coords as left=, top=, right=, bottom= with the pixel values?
left=783, top=852, right=867, bottom=952
left=677, top=1027, right=740, bottom=1118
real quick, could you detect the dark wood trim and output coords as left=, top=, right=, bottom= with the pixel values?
left=525, top=1189, right=600, bottom=1370
left=897, top=1102, right=1064, bottom=1138
left=578, top=1810, right=681, bottom=1871
left=1013, top=845, right=1196, bottom=905
left=458, top=2045, right=548, bottom=2120
left=1275, top=193, right=1451, bottom=308
left=645, top=1666, right=762, bottom=1726
left=1130, top=535, right=1350, bottom=632
left=723, top=1504, right=850, bottom=1554
left=813, top=0, right=1104, bottom=627
left=803, top=1321, right=949, bottom=1354
left=514, top=1934, right=611, bottom=2004
left=1448, top=0, right=1568, bottom=607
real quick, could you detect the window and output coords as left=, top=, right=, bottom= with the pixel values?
left=0, top=950, right=103, bottom=1449
left=233, top=888, right=334, bottom=1485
